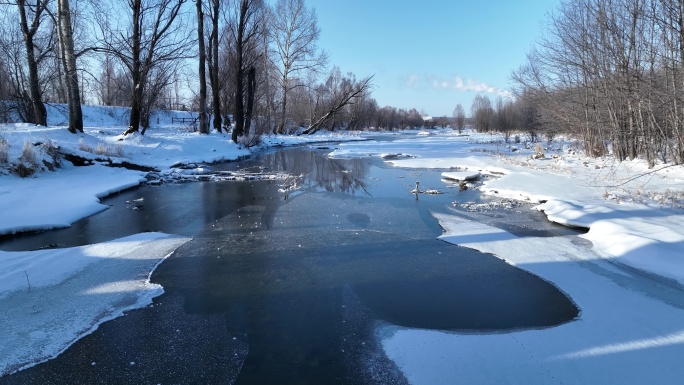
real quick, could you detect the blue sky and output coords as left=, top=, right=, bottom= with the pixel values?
left=313, top=0, right=560, bottom=117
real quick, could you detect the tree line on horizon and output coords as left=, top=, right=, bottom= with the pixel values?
left=0, top=0, right=434, bottom=144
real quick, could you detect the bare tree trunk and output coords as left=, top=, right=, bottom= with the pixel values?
left=302, top=76, right=372, bottom=135
left=57, top=0, right=83, bottom=133
left=244, top=66, right=256, bottom=136
left=125, top=0, right=144, bottom=135
left=278, top=72, right=287, bottom=134
left=17, top=0, right=48, bottom=126
left=196, top=0, right=209, bottom=134
left=209, top=0, right=221, bottom=132
left=231, top=1, right=247, bottom=143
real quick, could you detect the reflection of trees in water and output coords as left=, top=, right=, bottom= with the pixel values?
left=200, top=178, right=284, bottom=230
left=194, top=148, right=369, bottom=231
left=261, top=149, right=369, bottom=195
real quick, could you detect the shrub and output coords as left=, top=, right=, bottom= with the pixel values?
left=12, top=140, right=39, bottom=177
left=42, top=139, right=62, bottom=170
left=114, top=144, right=125, bottom=157
left=12, top=163, right=36, bottom=177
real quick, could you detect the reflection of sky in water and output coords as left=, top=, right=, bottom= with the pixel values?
left=223, top=146, right=489, bottom=205
left=0, top=147, right=557, bottom=252
left=1, top=145, right=581, bottom=384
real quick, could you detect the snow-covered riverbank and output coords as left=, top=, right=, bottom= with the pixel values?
left=331, top=131, right=684, bottom=285
left=0, top=106, right=366, bottom=377
left=3, top=111, right=684, bottom=382
left=331, top=131, right=684, bottom=384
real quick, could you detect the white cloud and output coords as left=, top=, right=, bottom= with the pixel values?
left=404, top=74, right=421, bottom=88
left=438, top=76, right=514, bottom=99
left=404, top=74, right=514, bottom=99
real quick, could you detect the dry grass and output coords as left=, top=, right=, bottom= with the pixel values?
left=80, top=139, right=125, bottom=157
left=11, top=140, right=40, bottom=177
left=79, top=138, right=94, bottom=153
left=19, top=140, right=38, bottom=167
left=0, top=136, right=8, bottom=165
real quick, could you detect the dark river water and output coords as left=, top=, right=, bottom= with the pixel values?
left=0, top=145, right=580, bottom=384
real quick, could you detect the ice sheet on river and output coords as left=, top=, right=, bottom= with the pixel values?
left=0, top=233, right=190, bottom=376
left=380, top=211, right=684, bottom=384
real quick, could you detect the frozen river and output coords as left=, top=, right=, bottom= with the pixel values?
left=0, top=146, right=580, bottom=384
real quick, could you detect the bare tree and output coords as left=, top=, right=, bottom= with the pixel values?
left=196, top=0, right=209, bottom=134
left=56, top=0, right=83, bottom=132
left=453, top=103, right=465, bottom=133
left=269, top=0, right=326, bottom=134
left=512, top=0, right=684, bottom=166
left=302, top=75, right=372, bottom=135
left=207, top=0, right=221, bottom=132
left=16, top=0, right=52, bottom=126
left=93, top=0, right=192, bottom=135
left=470, top=94, right=493, bottom=132
left=227, top=0, right=264, bottom=143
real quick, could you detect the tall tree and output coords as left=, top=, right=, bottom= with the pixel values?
left=471, top=94, right=493, bottom=132
left=94, top=0, right=192, bottom=135
left=56, top=0, right=83, bottom=133
left=270, top=0, right=326, bottom=134
left=229, top=0, right=263, bottom=143
left=16, top=0, right=50, bottom=126
left=196, top=0, right=209, bottom=134
left=452, top=103, right=465, bottom=133
left=207, top=0, right=222, bottom=132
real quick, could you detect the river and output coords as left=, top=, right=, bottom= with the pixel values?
left=0, top=145, right=579, bottom=384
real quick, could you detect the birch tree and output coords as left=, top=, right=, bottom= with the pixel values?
left=269, top=0, right=326, bottom=134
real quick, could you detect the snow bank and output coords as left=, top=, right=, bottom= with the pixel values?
left=483, top=170, right=684, bottom=285
left=0, top=232, right=190, bottom=376
left=0, top=164, right=145, bottom=236
left=333, top=131, right=684, bottom=286
left=380, top=212, right=684, bottom=384
left=440, top=170, right=480, bottom=181
left=0, top=110, right=368, bottom=237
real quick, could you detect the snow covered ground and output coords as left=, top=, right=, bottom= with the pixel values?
left=331, top=130, right=684, bottom=284
left=0, top=233, right=190, bottom=375
left=3, top=106, right=684, bottom=382
left=0, top=104, right=365, bottom=236
left=330, top=129, right=684, bottom=384
left=0, top=104, right=366, bottom=377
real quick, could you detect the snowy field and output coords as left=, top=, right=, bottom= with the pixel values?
left=2, top=105, right=684, bottom=382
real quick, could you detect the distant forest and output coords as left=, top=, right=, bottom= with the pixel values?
left=0, top=0, right=432, bottom=142
left=4, top=0, right=684, bottom=165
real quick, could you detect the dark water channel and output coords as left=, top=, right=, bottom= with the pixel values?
left=1, top=146, right=579, bottom=384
